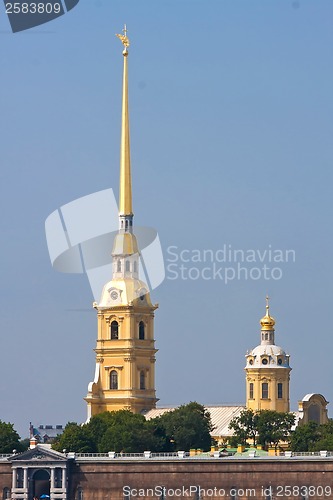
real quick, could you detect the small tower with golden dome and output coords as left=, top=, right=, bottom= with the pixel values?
left=85, top=26, right=158, bottom=419
left=245, top=297, right=291, bottom=412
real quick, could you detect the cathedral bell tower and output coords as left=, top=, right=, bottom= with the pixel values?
left=245, top=297, right=291, bottom=412
left=85, top=27, right=158, bottom=419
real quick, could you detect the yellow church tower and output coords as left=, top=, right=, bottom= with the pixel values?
left=245, top=297, right=291, bottom=412
left=85, top=27, right=158, bottom=419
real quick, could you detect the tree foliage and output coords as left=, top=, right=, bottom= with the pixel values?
left=52, top=422, right=95, bottom=453
left=52, top=402, right=213, bottom=453
left=157, top=402, right=213, bottom=451
left=289, top=421, right=320, bottom=452
left=89, top=410, right=158, bottom=453
left=229, top=410, right=295, bottom=449
left=257, top=411, right=295, bottom=448
left=290, top=420, right=333, bottom=452
left=229, top=409, right=259, bottom=446
left=0, top=420, right=22, bottom=453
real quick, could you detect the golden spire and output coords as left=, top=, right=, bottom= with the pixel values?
left=116, top=25, right=132, bottom=216
left=260, top=295, right=276, bottom=330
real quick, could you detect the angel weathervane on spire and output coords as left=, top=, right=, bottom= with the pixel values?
left=116, top=24, right=130, bottom=53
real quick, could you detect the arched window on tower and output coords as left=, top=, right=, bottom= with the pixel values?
left=125, top=260, right=130, bottom=272
left=140, top=370, right=145, bottom=390
left=139, top=321, right=145, bottom=340
left=249, top=383, right=254, bottom=399
left=277, top=383, right=283, bottom=399
left=111, top=321, right=119, bottom=340
left=134, top=261, right=137, bottom=273
left=262, top=383, right=269, bottom=399
left=110, top=370, right=118, bottom=390
left=117, top=260, right=121, bottom=272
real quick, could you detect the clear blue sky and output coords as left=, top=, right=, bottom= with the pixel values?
left=0, top=0, right=332, bottom=438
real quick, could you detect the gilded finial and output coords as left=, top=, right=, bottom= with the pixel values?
left=116, top=24, right=130, bottom=55
left=266, top=295, right=270, bottom=316
left=260, top=295, right=275, bottom=330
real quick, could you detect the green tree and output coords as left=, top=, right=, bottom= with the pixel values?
left=257, top=411, right=295, bottom=449
left=229, top=409, right=259, bottom=446
left=145, top=418, right=171, bottom=452
left=53, top=404, right=213, bottom=454
left=85, top=411, right=115, bottom=451
left=309, top=420, right=333, bottom=452
left=0, top=421, right=22, bottom=453
left=158, top=402, right=213, bottom=451
left=289, top=421, right=320, bottom=452
left=19, top=438, right=30, bottom=452
left=52, top=422, right=95, bottom=453
left=311, top=435, right=333, bottom=451
left=91, top=410, right=158, bottom=453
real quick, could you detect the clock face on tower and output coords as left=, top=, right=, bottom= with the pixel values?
left=110, top=290, right=118, bottom=301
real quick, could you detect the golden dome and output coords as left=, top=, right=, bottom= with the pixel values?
left=260, top=296, right=276, bottom=330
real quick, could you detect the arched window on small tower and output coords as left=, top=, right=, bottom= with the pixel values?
left=125, top=260, right=130, bottom=272
left=110, top=370, right=118, bottom=390
left=117, top=260, right=121, bottom=272
left=111, top=321, right=119, bottom=340
left=140, top=370, right=145, bottom=390
left=139, top=321, right=145, bottom=340
left=277, top=383, right=283, bottom=399
left=262, top=382, right=269, bottom=399
left=134, top=261, right=137, bottom=273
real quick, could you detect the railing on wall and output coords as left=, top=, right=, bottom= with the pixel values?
left=74, top=450, right=333, bottom=460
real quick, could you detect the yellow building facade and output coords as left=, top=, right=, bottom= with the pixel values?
left=245, top=298, right=291, bottom=413
left=85, top=28, right=158, bottom=418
